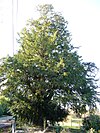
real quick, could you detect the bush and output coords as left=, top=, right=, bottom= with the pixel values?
left=82, top=114, right=100, bottom=132
left=0, top=95, right=10, bottom=116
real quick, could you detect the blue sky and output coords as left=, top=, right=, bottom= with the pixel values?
left=0, top=0, right=100, bottom=81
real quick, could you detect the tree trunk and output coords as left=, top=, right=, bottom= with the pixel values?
left=43, top=117, right=46, bottom=130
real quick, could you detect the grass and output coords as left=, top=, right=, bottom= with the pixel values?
left=62, top=125, right=80, bottom=129
left=61, top=122, right=84, bottom=133
left=0, top=127, right=11, bottom=133
left=68, top=128, right=82, bottom=133
left=61, top=126, right=85, bottom=133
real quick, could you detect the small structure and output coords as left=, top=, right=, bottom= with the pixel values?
left=0, top=116, right=15, bottom=133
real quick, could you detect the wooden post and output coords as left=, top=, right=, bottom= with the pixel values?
left=43, top=117, right=46, bottom=130
left=71, top=119, right=72, bottom=127
left=12, top=118, right=15, bottom=133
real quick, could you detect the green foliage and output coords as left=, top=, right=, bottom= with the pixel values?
left=0, top=96, right=10, bottom=116
left=0, top=4, right=99, bottom=127
left=45, top=102, right=68, bottom=124
left=82, top=114, right=100, bottom=132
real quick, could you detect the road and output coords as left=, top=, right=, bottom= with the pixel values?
left=0, top=122, right=11, bottom=128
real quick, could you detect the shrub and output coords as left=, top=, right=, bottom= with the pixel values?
left=0, top=95, right=10, bottom=116
left=82, top=114, right=100, bottom=132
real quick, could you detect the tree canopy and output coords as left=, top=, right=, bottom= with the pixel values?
left=0, top=4, right=99, bottom=127
left=82, top=114, right=100, bottom=132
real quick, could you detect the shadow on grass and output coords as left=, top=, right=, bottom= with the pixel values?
left=69, top=128, right=82, bottom=133
left=62, top=126, right=85, bottom=133
left=0, top=127, right=11, bottom=133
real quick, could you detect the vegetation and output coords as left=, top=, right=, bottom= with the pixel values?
left=0, top=4, right=99, bottom=128
left=0, top=95, right=10, bottom=116
left=82, top=114, right=100, bottom=132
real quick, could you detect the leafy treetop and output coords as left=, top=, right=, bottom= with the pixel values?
left=0, top=4, right=99, bottom=127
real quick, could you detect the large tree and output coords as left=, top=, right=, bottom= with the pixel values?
left=0, top=4, right=99, bottom=127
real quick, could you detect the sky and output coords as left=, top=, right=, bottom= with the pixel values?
left=0, top=0, right=100, bottom=105
left=0, top=0, right=100, bottom=64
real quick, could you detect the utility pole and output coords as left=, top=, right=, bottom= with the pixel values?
left=12, top=0, right=14, bottom=56
left=12, top=118, right=16, bottom=133
left=12, top=0, right=18, bottom=56
left=11, top=1, right=18, bottom=132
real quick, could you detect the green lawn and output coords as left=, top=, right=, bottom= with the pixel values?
left=0, top=127, right=11, bottom=133
left=68, top=128, right=82, bottom=133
